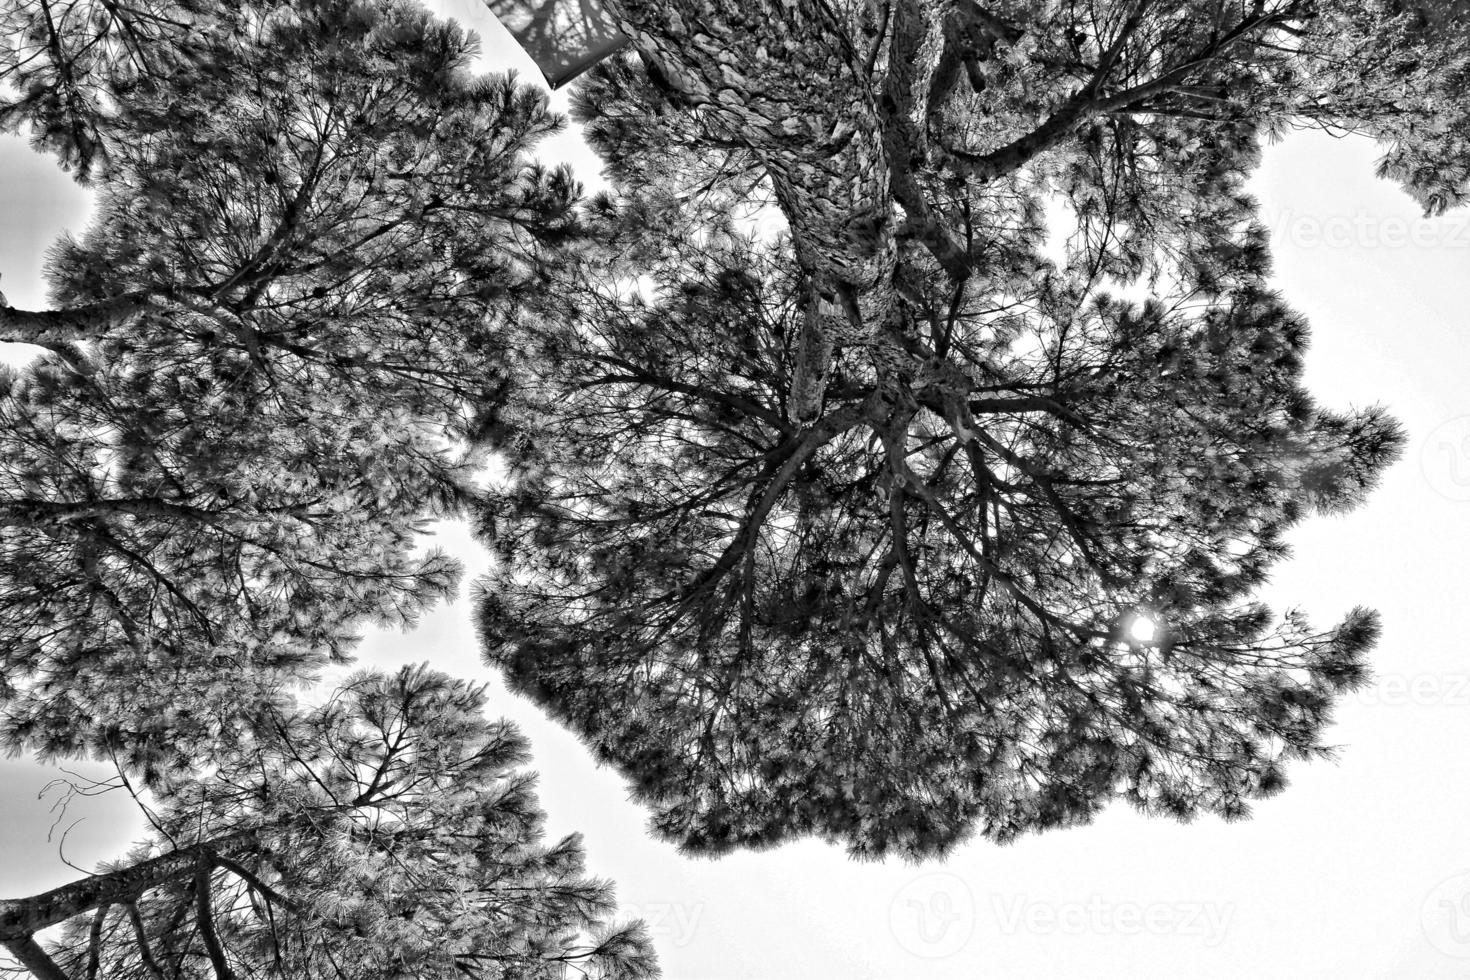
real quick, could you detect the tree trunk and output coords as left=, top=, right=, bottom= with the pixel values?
left=603, top=0, right=896, bottom=298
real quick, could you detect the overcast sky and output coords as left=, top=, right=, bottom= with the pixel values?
left=4, top=4, right=1470, bottom=978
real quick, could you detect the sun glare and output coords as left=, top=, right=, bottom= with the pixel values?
left=1127, top=614, right=1158, bottom=644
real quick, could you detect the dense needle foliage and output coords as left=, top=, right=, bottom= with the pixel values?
left=471, top=0, right=1451, bottom=858
left=2, top=3, right=658, bottom=977
left=1, top=667, right=657, bottom=980
left=0, top=0, right=581, bottom=772
left=477, top=192, right=1400, bottom=858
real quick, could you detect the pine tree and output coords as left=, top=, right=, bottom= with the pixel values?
left=0, top=0, right=231, bottom=179
left=0, top=665, right=658, bottom=980
left=0, top=350, right=467, bottom=778
left=541, top=0, right=1470, bottom=399
left=2, top=8, right=662, bottom=965
left=469, top=0, right=1453, bottom=858
left=0, top=0, right=585, bottom=775
left=1297, top=0, right=1470, bottom=215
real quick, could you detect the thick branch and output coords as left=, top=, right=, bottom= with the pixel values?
left=878, top=0, right=974, bottom=280
left=672, top=395, right=879, bottom=610
left=125, top=903, right=166, bottom=980
left=3, top=934, right=72, bottom=980
left=947, top=7, right=1288, bottom=181
left=607, top=0, right=896, bottom=295
left=0, top=833, right=254, bottom=942
left=192, top=865, right=235, bottom=980
left=84, top=905, right=106, bottom=980
left=0, top=293, right=151, bottom=347
left=0, top=498, right=226, bottom=528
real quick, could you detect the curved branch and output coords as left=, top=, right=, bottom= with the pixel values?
left=946, top=5, right=1295, bottom=181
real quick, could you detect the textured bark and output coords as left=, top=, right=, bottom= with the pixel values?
left=3, top=934, right=72, bottom=980
left=605, top=0, right=895, bottom=295
left=476, top=0, right=1432, bottom=861
left=878, top=0, right=973, bottom=281
left=192, top=866, right=236, bottom=980
left=600, top=0, right=912, bottom=416
left=586, top=0, right=1303, bottom=300
left=0, top=833, right=253, bottom=943
left=0, top=293, right=151, bottom=347
left=788, top=289, right=838, bottom=423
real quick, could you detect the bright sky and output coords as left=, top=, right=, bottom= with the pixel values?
left=4, top=5, right=1470, bottom=978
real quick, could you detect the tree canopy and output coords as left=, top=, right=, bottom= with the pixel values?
left=0, top=0, right=1461, bottom=937
left=3, top=4, right=659, bottom=976
left=1, top=666, right=657, bottom=980
left=471, top=0, right=1454, bottom=858
left=0, top=0, right=584, bottom=775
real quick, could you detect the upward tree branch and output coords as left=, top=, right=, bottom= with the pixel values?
left=946, top=5, right=1293, bottom=181
left=0, top=832, right=255, bottom=943
left=192, top=864, right=236, bottom=980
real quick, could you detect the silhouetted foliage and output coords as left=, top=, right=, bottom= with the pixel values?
left=0, top=666, right=657, bottom=980
left=0, top=0, right=583, bottom=773
left=471, top=0, right=1443, bottom=858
